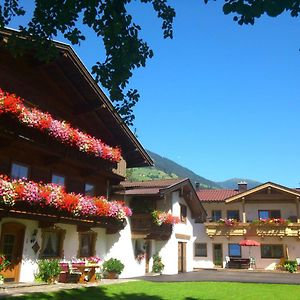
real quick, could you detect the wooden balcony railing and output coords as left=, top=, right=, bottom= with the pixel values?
left=205, top=222, right=300, bottom=238
left=130, top=213, right=172, bottom=240
left=205, top=222, right=249, bottom=238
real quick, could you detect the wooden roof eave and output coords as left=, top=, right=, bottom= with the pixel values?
left=159, top=179, right=207, bottom=219
left=53, top=44, right=153, bottom=168
left=0, top=28, right=153, bottom=168
left=225, top=182, right=300, bottom=203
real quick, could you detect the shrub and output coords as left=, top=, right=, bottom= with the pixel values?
left=102, top=258, right=124, bottom=275
left=35, top=259, right=61, bottom=283
left=152, top=254, right=164, bottom=274
left=284, top=260, right=298, bottom=273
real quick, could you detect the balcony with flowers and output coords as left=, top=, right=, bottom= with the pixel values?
left=251, top=218, right=300, bottom=238
left=205, top=217, right=300, bottom=238
left=130, top=210, right=180, bottom=240
left=205, top=218, right=250, bottom=238
left=0, top=175, right=132, bottom=232
left=0, top=89, right=125, bottom=177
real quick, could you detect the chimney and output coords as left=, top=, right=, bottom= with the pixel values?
left=238, top=181, right=247, bottom=192
left=195, top=182, right=200, bottom=191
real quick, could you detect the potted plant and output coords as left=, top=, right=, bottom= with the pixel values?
left=102, top=258, right=124, bottom=279
left=152, top=254, right=164, bottom=274
left=35, top=259, right=61, bottom=284
left=0, top=254, right=9, bottom=284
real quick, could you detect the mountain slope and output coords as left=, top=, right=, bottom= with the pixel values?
left=127, top=150, right=220, bottom=189
left=217, top=178, right=261, bottom=189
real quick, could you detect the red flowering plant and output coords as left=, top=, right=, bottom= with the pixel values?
left=0, top=254, right=9, bottom=284
left=152, top=210, right=180, bottom=226
left=217, top=218, right=239, bottom=226
left=0, top=254, right=9, bottom=272
left=0, top=175, right=132, bottom=222
left=0, top=89, right=121, bottom=162
left=252, top=218, right=290, bottom=226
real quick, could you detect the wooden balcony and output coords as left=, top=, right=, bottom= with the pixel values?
left=205, top=222, right=300, bottom=239
left=0, top=116, right=125, bottom=178
left=130, top=213, right=172, bottom=240
left=205, top=222, right=249, bottom=238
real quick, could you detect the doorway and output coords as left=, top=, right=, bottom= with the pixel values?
left=213, top=243, right=223, bottom=267
left=178, top=242, right=187, bottom=273
left=0, top=222, right=25, bottom=282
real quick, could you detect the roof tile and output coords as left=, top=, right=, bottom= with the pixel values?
left=197, top=189, right=240, bottom=202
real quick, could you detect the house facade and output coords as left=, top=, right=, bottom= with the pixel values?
left=114, top=178, right=206, bottom=276
left=193, top=182, right=300, bottom=270
left=0, top=29, right=152, bottom=282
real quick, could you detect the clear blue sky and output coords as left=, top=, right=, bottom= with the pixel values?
left=8, top=1, right=300, bottom=187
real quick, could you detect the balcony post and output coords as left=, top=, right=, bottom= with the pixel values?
left=296, top=197, right=300, bottom=223
left=242, top=197, right=246, bottom=223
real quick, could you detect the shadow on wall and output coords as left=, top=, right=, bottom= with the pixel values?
left=105, top=231, right=121, bottom=255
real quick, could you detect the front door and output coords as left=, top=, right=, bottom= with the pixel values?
left=213, top=243, right=223, bottom=267
left=178, top=242, right=186, bottom=273
left=0, top=222, right=25, bottom=282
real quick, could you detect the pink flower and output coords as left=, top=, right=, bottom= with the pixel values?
left=0, top=89, right=122, bottom=162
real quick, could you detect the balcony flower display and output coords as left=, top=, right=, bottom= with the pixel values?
left=0, top=175, right=132, bottom=221
left=252, top=218, right=290, bottom=226
left=218, top=218, right=239, bottom=226
left=152, top=210, right=180, bottom=226
left=0, top=89, right=121, bottom=162
left=135, top=252, right=146, bottom=263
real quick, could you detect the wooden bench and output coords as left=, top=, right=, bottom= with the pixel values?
left=227, top=258, right=250, bottom=269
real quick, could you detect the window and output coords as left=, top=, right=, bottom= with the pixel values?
left=212, top=210, right=222, bottom=222
left=227, top=210, right=240, bottom=221
left=52, top=174, right=65, bottom=186
left=258, top=210, right=281, bottom=219
left=195, top=243, right=207, bottom=257
left=84, top=183, right=95, bottom=197
left=78, top=231, right=97, bottom=258
left=11, top=163, right=28, bottom=179
left=40, top=227, right=65, bottom=258
left=228, top=243, right=241, bottom=257
left=261, top=244, right=284, bottom=258
left=180, top=204, right=187, bottom=223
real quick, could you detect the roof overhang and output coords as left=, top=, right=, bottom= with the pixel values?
left=160, top=179, right=207, bottom=219
left=0, top=28, right=153, bottom=168
left=225, top=182, right=300, bottom=203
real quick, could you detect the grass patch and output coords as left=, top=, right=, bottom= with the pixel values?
left=11, top=281, right=300, bottom=300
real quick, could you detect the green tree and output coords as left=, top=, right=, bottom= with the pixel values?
left=0, top=1, right=296, bottom=124
left=206, top=0, right=300, bottom=25
left=0, top=0, right=175, bottom=125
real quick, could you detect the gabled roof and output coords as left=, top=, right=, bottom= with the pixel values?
left=119, top=178, right=206, bottom=218
left=225, top=182, right=300, bottom=203
left=197, top=189, right=239, bottom=202
left=0, top=28, right=152, bottom=168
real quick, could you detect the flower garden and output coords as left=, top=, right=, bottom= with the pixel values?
left=0, top=89, right=121, bottom=162
left=0, top=175, right=132, bottom=221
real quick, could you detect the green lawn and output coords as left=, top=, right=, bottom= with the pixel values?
left=12, top=281, right=300, bottom=300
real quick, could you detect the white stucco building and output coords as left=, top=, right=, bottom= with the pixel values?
left=193, top=182, right=300, bottom=270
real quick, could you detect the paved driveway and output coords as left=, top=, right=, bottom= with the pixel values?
left=138, top=269, right=300, bottom=285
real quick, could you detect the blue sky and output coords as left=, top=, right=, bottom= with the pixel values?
left=8, top=1, right=300, bottom=187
